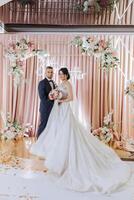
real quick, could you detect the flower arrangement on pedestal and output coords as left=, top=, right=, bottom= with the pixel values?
left=0, top=113, right=24, bottom=141
left=122, top=137, right=134, bottom=152
left=76, top=0, right=119, bottom=13
left=93, top=112, right=122, bottom=149
left=72, top=36, right=119, bottom=71
left=124, top=79, right=134, bottom=152
left=5, top=38, right=48, bottom=84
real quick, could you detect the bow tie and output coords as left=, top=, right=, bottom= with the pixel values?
left=49, top=80, right=53, bottom=83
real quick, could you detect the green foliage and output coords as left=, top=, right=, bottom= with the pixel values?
left=94, top=0, right=119, bottom=13
left=17, top=0, right=35, bottom=6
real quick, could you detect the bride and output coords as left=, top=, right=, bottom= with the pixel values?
left=30, top=67, right=131, bottom=194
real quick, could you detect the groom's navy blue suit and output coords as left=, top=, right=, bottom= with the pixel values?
left=37, top=78, right=56, bottom=138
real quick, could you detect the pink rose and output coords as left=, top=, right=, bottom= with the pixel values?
left=16, top=60, right=24, bottom=67
left=87, top=37, right=94, bottom=43
left=28, top=42, right=35, bottom=51
left=9, top=43, right=16, bottom=51
left=93, top=128, right=101, bottom=136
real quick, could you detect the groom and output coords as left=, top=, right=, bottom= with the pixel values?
left=37, top=66, right=56, bottom=138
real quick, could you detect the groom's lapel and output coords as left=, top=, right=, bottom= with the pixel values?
left=52, top=81, right=56, bottom=89
left=45, top=78, right=56, bottom=90
left=44, top=78, right=52, bottom=91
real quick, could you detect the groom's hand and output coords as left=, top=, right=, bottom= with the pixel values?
left=48, top=92, right=54, bottom=100
left=48, top=90, right=59, bottom=100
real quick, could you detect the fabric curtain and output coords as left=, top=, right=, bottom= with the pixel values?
left=0, top=33, right=134, bottom=139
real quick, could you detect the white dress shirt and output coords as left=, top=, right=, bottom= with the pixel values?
left=46, top=77, right=54, bottom=90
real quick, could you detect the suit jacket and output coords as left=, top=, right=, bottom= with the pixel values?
left=38, top=78, right=56, bottom=114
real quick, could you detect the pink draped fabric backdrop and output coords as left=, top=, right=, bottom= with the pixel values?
left=0, top=33, right=134, bottom=139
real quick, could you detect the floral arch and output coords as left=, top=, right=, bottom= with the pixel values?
left=3, top=36, right=134, bottom=151
left=5, top=38, right=48, bottom=84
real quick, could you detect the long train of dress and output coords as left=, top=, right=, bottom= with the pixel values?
left=0, top=161, right=134, bottom=200
left=30, top=99, right=132, bottom=195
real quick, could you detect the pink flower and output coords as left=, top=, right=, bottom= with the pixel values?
left=9, top=43, right=16, bottom=51
left=98, top=40, right=107, bottom=49
left=28, top=42, right=35, bottom=51
left=93, top=128, right=102, bottom=136
left=87, top=37, right=94, bottom=43
left=16, top=60, right=24, bottom=67
left=99, top=0, right=109, bottom=7
left=112, top=51, right=117, bottom=57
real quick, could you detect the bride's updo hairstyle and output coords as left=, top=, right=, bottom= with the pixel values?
left=59, top=67, right=70, bottom=80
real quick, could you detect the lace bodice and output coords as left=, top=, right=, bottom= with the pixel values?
left=58, top=84, right=68, bottom=99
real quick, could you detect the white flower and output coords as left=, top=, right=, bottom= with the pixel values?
left=101, top=127, right=109, bottom=133
left=82, top=39, right=90, bottom=50
left=84, top=1, right=89, bottom=7
left=4, top=130, right=15, bottom=140
left=94, top=52, right=102, bottom=58
left=72, top=36, right=119, bottom=70
left=36, top=50, right=49, bottom=58
left=104, top=112, right=113, bottom=125
left=87, top=0, right=94, bottom=5
left=10, top=127, right=16, bottom=132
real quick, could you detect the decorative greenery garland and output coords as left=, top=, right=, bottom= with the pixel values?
left=17, top=0, right=35, bottom=6
left=76, top=0, right=119, bottom=13
left=72, top=36, right=119, bottom=70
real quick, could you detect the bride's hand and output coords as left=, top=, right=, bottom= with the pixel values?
left=58, top=99, right=64, bottom=104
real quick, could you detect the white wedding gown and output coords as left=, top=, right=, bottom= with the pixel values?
left=30, top=84, right=132, bottom=195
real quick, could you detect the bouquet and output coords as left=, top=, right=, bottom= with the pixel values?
left=48, top=88, right=67, bottom=101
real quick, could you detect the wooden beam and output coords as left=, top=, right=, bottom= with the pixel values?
left=4, top=24, right=134, bottom=33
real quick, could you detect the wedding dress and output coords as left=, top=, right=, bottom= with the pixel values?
left=30, top=83, right=131, bottom=194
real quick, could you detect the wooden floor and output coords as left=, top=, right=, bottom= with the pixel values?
left=0, top=138, right=133, bottom=173
left=116, top=149, right=134, bottom=161
left=0, top=138, right=47, bottom=172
